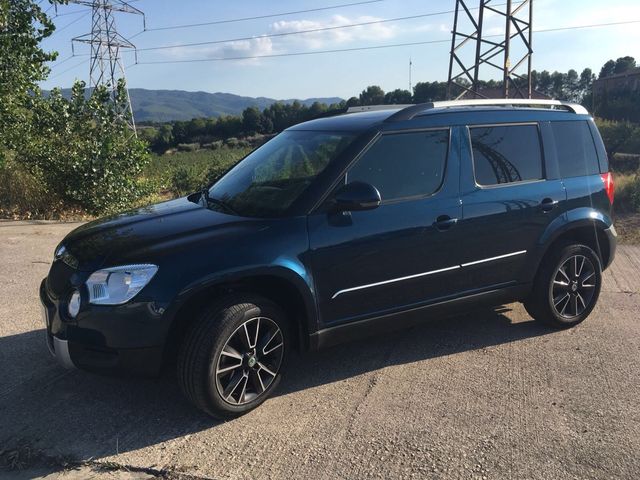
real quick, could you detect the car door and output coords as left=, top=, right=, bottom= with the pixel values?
left=306, top=127, right=463, bottom=328
left=455, top=122, right=566, bottom=291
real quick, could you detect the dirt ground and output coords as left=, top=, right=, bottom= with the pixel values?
left=1, top=220, right=639, bottom=480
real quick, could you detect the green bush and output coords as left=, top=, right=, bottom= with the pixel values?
left=0, top=158, right=62, bottom=218
left=596, top=119, right=640, bottom=156
left=614, top=173, right=640, bottom=212
left=170, top=166, right=203, bottom=196
left=177, top=142, right=200, bottom=152
left=11, top=81, right=150, bottom=215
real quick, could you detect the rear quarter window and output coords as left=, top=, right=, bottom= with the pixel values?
left=550, top=121, right=600, bottom=178
left=470, top=124, right=543, bottom=186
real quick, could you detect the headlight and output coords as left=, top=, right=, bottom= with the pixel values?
left=86, top=264, right=158, bottom=305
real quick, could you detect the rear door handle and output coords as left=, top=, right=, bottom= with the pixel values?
left=540, top=198, right=558, bottom=212
left=434, top=215, right=458, bottom=231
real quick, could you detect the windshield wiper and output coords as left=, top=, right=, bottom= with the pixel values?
left=201, top=189, right=238, bottom=215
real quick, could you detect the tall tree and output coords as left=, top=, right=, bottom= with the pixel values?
left=359, top=86, right=385, bottom=106
left=412, top=82, right=447, bottom=103
left=614, top=56, right=636, bottom=74
left=599, top=60, right=616, bottom=79
left=384, top=89, right=412, bottom=104
left=0, top=0, right=58, bottom=162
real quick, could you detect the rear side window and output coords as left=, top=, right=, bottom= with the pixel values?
left=470, top=124, right=543, bottom=186
left=347, top=129, right=449, bottom=202
left=551, top=121, right=600, bottom=178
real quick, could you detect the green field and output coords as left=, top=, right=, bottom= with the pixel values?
left=143, top=146, right=253, bottom=201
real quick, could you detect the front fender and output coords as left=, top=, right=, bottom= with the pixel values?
left=165, top=260, right=318, bottom=349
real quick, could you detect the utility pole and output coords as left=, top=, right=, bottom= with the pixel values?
left=409, top=57, right=413, bottom=94
left=447, top=0, right=534, bottom=100
left=70, top=0, right=144, bottom=132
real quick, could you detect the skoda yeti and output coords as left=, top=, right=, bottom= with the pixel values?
left=40, top=99, right=617, bottom=418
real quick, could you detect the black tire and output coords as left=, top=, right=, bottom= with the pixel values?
left=524, top=242, right=602, bottom=329
left=177, top=294, right=288, bottom=418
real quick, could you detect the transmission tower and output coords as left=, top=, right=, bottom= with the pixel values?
left=447, top=0, right=533, bottom=100
left=70, top=0, right=144, bottom=132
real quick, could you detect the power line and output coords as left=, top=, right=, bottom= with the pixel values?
left=135, top=39, right=454, bottom=64
left=48, top=58, right=88, bottom=80
left=135, top=11, right=460, bottom=53
left=54, top=8, right=91, bottom=17
left=128, top=2, right=515, bottom=54
left=50, top=11, right=91, bottom=35
left=140, top=0, right=386, bottom=33
left=132, top=19, right=640, bottom=65
left=49, top=54, right=82, bottom=68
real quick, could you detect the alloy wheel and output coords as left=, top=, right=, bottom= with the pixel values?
left=214, top=316, right=284, bottom=406
left=551, top=254, right=597, bottom=319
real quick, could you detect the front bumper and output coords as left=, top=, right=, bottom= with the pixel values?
left=40, top=278, right=166, bottom=376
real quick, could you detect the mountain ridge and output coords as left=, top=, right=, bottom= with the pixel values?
left=45, top=88, right=344, bottom=122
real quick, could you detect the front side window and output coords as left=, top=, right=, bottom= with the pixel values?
left=470, top=124, right=543, bottom=186
left=551, top=121, right=600, bottom=178
left=346, top=129, right=449, bottom=202
left=208, top=131, right=355, bottom=217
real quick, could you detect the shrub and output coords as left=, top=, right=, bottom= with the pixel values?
left=11, top=81, right=150, bottom=215
left=614, top=172, right=640, bottom=212
left=177, top=142, right=200, bottom=152
left=170, top=166, right=203, bottom=196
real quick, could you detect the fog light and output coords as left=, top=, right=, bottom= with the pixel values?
left=68, top=290, right=81, bottom=318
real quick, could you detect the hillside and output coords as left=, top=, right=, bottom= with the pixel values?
left=45, top=88, right=343, bottom=122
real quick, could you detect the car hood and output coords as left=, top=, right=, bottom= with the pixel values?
left=61, top=197, right=267, bottom=271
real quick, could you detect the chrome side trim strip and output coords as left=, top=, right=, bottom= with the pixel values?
left=331, top=250, right=527, bottom=300
left=331, top=265, right=461, bottom=300
left=460, top=250, right=527, bottom=267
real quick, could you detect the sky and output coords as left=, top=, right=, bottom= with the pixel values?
left=39, top=0, right=640, bottom=100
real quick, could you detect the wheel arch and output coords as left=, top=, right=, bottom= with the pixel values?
left=535, top=207, right=614, bottom=276
left=162, top=267, right=317, bottom=365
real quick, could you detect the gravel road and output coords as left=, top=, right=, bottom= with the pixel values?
left=1, top=220, right=639, bottom=480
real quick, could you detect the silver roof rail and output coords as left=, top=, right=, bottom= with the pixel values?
left=346, top=105, right=411, bottom=113
left=385, top=99, right=589, bottom=122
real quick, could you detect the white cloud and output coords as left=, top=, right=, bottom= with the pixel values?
left=270, top=14, right=398, bottom=49
left=164, top=36, right=274, bottom=65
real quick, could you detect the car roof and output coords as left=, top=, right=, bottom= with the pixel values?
left=287, top=101, right=591, bottom=133
left=287, top=109, right=403, bottom=132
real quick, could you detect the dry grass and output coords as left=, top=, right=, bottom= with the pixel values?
left=615, top=213, right=640, bottom=245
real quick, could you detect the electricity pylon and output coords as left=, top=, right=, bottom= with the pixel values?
left=70, top=0, right=144, bottom=132
left=447, top=0, right=534, bottom=100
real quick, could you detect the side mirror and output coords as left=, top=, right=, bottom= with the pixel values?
left=332, top=181, right=381, bottom=212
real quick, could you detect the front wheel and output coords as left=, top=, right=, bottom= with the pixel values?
left=177, top=295, right=288, bottom=418
left=524, top=243, right=602, bottom=328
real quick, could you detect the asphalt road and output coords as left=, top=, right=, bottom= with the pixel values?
left=1, top=221, right=639, bottom=480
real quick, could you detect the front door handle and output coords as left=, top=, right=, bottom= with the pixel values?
left=540, top=198, right=558, bottom=212
left=434, top=215, right=458, bottom=231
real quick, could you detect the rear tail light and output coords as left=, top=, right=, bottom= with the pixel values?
left=601, top=172, right=614, bottom=205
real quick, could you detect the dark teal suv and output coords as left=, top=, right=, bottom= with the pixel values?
left=41, top=99, right=616, bottom=418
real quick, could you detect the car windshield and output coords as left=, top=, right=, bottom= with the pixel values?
left=207, top=130, right=355, bottom=217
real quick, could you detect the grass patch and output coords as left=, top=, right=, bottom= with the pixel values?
left=143, top=146, right=251, bottom=196
left=613, top=171, right=640, bottom=213
left=615, top=213, right=640, bottom=245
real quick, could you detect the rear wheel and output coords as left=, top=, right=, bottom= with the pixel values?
left=524, top=243, right=602, bottom=328
left=177, top=295, right=288, bottom=418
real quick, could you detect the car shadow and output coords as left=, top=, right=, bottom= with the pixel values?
left=0, top=305, right=552, bottom=462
